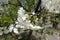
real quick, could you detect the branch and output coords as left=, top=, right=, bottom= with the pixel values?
left=34, top=0, right=44, bottom=18
left=35, top=0, right=42, bottom=13
left=27, top=30, right=33, bottom=40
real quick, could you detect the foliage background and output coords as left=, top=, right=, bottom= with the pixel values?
left=0, top=0, right=60, bottom=40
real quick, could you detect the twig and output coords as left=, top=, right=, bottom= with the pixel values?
left=35, top=0, right=42, bottom=13
left=27, top=30, right=33, bottom=40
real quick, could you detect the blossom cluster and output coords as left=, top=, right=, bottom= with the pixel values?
left=11, top=7, right=43, bottom=34
left=42, top=0, right=60, bottom=13
left=0, top=7, right=43, bottom=35
left=0, top=27, right=9, bottom=35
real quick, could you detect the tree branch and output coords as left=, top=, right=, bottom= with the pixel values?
left=27, top=30, right=33, bottom=40
left=35, top=0, right=42, bottom=13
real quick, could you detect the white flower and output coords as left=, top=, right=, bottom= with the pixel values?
left=25, top=20, right=31, bottom=28
left=22, top=14, right=29, bottom=21
left=20, top=7, right=25, bottom=12
left=16, top=7, right=43, bottom=31
left=28, top=24, right=34, bottom=29
left=33, top=26, right=43, bottom=30
left=9, top=24, right=14, bottom=32
left=20, top=26, right=25, bottom=28
left=0, top=27, right=3, bottom=30
left=26, top=20, right=31, bottom=23
left=29, top=25, right=43, bottom=30
left=22, top=16, right=27, bottom=21
left=54, top=10, right=59, bottom=13
left=17, top=17, right=23, bottom=23
left=15, top=25, right=20, bottom=28
left=15, top=21, right=19, bottom=24
left=4, top=29, right=9, bottom=34
left=18, top=7, right=25, bottom=15
left=0, top=30, right=3, bottom=35
left=32, top=12, right=35, bottom=15
left=42, top=0, right=60, bottom=13
left=13, top=28, right=19, bottom=34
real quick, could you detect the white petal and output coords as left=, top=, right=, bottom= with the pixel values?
left=55, top=11, right=59, bottom=13
left=31, top=26, right=43, bottom=30
left=9, top=24, right=14, bottom=32
left=4, top=29, right=9, bottom=34
left=15, top=25, right=20, bottom=28
left=13, top=28, right=19, bottom=34
left=15, top=21, right=19, bottom=24
left=20, top=26, right=25, bottom=28
left=0, top=27, right=3, bottom=30
left=32, top=12, right=35, bottom=15
left=22, top=16, right=26, bottom=21
left=28, top=24, right=34, bottom=29
left=0, top=30, right=3, bottom=35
